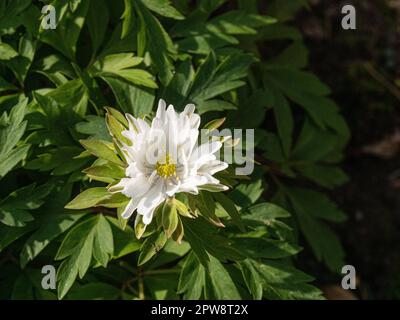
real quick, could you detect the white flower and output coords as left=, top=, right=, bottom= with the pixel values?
left=110, top=99, right=228, bottom=225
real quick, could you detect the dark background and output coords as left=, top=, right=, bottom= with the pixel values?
left=295, top=0, right=400, bottom=299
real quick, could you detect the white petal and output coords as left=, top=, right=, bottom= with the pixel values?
left=118, top=176, right=151, bottom=198
left=166, top=104, right=177, bottom=120
left=125, top=114, right=139, bottom=133
left=137, top=181, right=165, bottom=224
left=190, top=141, right=222, bottom=166
left=121, top=129, right=136, bottom=144
left=178, top=177, right=199, bottom=194
left=156, top=99, right=167, bottom=120
left=165, top=178, right=180, bottom=197
left=183, top=103, right=195, bottom=115
left=189, top=113, right=200, bottom=130
left=136, top=118, right=150, bottom=133
left=198, top=160, right=228, bottom=175
left=121, top=198, right=139, bottom=219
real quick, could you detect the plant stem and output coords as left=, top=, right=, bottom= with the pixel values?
left=143, top=268, right=181, bottom=276
left=138, top=274, right=145, bottom=300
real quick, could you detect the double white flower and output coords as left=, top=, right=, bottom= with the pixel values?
left=110, top=100, right=228, bottom=225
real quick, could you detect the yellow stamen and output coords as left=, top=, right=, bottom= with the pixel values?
left=156, top=154, right=176, bottom=179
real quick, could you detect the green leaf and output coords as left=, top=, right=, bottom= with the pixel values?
left=286, top=187, right=346, bottom=222
left=0, top=75, right=18, bottom=92
left=292, top=119, right=340, bottom=161
left=134, top=0, right=176, bottom=84
left=56, top=216, right=97, bottom=260
left=273, top=92, right=293, bottom=157
left=121, top=0, right=133, bottom=39
left=20, top=213, right=86, bottom=268
left=65, top=187, right=110, bottom=210
left=249, top=259, right=323, bottom=300
left=0, top=43, right=18, bottom=60
left=267, top=41, right=308, bottom=68
left=285, top=187, right=346, bottom=271
left=230, top=179, right=263, bottom=208
left=190, top=52, right=253, bottom=105
left=0, top=0, right=32, bottom=36
left=178, top=252, right=205, bottom=299
left=111, top=69, right=158, bottom=88
left=162, top=58, right=195, bottom=106
left=26, top=146, right=88, bottom=176
left=203, top=118, right=226, bottom=131
left=231, top=237, right=301, bottom=259
left=102, top=77, right=155, bottom=117
left=244, top=202, right=291, bottom=222
left=80, top=139, right=124, bottom=166
left=141, top=0, right=184, bottom=20
left=83, top=163, right=125, bottom=184
left=77, top=231, right=95, bottom=278
left=255, top=260, right=314, bottom=285
left=105, top=113, right=129, bottom=144
left=8, top=34, right=36, bottom=85
left=183, top=217, right=242, bottom=266
left=93, top=214, right=114, bottom=267
left=138, top=231, right=168, bottom=265
left=76, top=116, right=110, bottom=141
left=107, top=216, right=141, bottom=258
left=208, top=255, right=241, bottom=299
left=0, top=183, right=53, bottom=227
left=297, top=164, right=349, bottom=189
left=213, top=193, right=245, bottom=231
left=0, top=207, right=33, bottom=227
left=188, top=51, right=216, bottom=96
left=98, top=193, right=129, bottom=209
left=197, top=99, right=237, bottom=114
left=0, top=98, right=29, bottom=178
left=264, top=66, right=331, bottom=97
left=162, top=199, right=179, bottom=238
left=134, top=214, right=147, bottom=239
left=173, top=198, right=193, bottom=218
left=194, top=191, right=223, bottom=227
left=105, top=107, right=128, bottom=127
left=90, top=53, right=157, bottom=88
left=182, top=219, right=210, bottom=267
left=66, top=282, right=120, bottom=300
left=87, top=0, right=109, bottom=57
left=239, top=259, right=263, bottom=300
left=0, top=224, right=36, bottom=253
left=39, top=0, right=90, bottom=60
left=57, top=254, right=79, bottom=300
left=56, top=214, right=114, bottom=299
left=0, top=145, right=30, bottom=178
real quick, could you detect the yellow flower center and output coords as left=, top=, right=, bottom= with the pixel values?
left=156, top=154, right=176, bottom=179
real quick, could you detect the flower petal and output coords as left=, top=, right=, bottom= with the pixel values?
left=137, top=181, right=165, bottom=224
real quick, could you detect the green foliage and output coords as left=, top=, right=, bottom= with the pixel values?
left=0, top=0, right=348, bottom=300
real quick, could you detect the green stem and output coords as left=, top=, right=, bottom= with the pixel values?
left=138, top=273, right=145, bottom=300
left=143, top=268, right=181, bottom=276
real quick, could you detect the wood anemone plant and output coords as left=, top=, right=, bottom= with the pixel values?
left=0, top=0, right=348, bottom=300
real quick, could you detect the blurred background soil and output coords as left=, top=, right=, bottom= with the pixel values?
left=295, top=0, right=400, bottom=299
